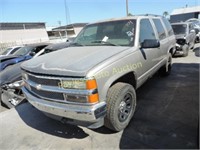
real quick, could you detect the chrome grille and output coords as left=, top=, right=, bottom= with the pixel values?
left=31, top=86, right=64, bottom=100
left=28, top=74, right=60, bottom=86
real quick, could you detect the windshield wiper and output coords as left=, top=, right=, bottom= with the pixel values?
left=91, top=40, right=117, bottom=46
left=70, top=42, right=84, bottom=47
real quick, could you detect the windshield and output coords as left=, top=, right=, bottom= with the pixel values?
left=1, top=48, right=12, bottom=55
left=13, top=46, right=34, bottom=56
left=172, top=24, right=187, bottom=35
left=73, top=20, right=136, bottom=47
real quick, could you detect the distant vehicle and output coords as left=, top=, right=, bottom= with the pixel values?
left=0, top=43, right=49, bottom=71
left=186, top=18, right=200, bottom=43
left=34, top=42, right=71, bottom=58
left=1, top=42, right=71, bottom=108
left=0, top=46, right=22, bottom=57
left=171, top=22, right=196, bottom=57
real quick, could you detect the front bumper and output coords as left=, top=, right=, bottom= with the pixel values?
left=22, top=87, right=106, bottom=127
left=174, top=43, right=185, bottom=56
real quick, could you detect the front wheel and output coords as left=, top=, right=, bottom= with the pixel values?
left=104, top=82, right=136, bottom=132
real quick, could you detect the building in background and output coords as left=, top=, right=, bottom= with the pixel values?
left=47, top=23, right=87, bottom=42
left=170, top=6, right=200, bottom=23
left=0, top=22, right=49, bottom=49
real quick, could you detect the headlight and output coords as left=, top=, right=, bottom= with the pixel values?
left=63, top=93, right=99, bottom=103
left=59, top=78, right=97, bottom=90
left=59, top=78, right=99, bottom=103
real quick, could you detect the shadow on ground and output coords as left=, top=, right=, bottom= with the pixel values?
left=120, top=63, right=199, bottom=149
left=14, top=62, right=199, bottom=148
left=15, top=103, right=89, bottom=139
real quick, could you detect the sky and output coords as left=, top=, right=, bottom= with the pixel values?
left=0, top=0, right=200, bottom=27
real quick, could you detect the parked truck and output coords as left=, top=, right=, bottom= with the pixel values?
left=21, top=15, right=176, bottom=131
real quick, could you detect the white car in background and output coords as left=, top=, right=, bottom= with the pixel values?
left=186, top=18, right=200, bottom=43
left=0, top=46, right=22, bottom=57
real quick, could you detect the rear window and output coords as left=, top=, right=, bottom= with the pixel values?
left=162, top=18, right=174, bottom=36
left=153, top=19, right=167, bottom=40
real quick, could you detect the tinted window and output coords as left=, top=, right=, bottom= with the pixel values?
left=139, top=19, right=156, bottom=43
left=153, top=19, right=167, bottom=40
left=162, top=18, right=174, bottom=36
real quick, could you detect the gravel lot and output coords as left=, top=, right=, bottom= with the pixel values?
left=0, top=44, right=199, bottom=149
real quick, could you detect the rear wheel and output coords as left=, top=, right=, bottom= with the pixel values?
left=104, top=82, right=136, bottom=131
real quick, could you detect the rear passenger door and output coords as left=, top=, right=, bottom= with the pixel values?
left=152, top=18, right=168, bottom=61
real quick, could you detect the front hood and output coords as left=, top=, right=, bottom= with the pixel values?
left=21, top=46, right=130, bottom=77
left=175, top=34, right=186, bottom=39
left=0, top=55, right=18, bottom=62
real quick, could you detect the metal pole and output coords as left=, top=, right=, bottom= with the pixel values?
left=64, top=0, right=68, bottom=38
left=126, top=0, right=129, bottom=16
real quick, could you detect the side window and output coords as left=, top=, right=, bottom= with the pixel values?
left=153, top=19, right=167, bottom=40
left=162, top=18, right=174, bottom=36
left=10, top=47, right=21, bottom=54
left=139, top=19, right=156, bottom=43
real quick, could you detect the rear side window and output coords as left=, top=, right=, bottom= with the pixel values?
left=153, top=19, right=167, bottom=40
left=162, top=18, right=174, bottom=36
left=139, top=19, right=156, bottom=43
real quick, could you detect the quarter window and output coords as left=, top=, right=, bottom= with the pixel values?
left=153, top=19, right=167, bottom=40
left=139, top=19, right=156, bottom=43
left=162, top=18, right=174, bottom=36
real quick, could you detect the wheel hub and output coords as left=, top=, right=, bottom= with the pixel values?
left=118, top=93, right=133, bottom=122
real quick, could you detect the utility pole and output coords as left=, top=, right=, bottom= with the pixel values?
left=64, top=0, right=68, bottom=38
left=126, top=0, right=129, bottom=16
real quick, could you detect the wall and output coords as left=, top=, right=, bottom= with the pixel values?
left=0, top=29, right=49, bottom=50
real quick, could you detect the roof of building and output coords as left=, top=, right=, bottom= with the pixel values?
left=171, top=6, right=200, bottom=15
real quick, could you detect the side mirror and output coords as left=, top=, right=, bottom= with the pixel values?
left=29, top=51, right=36, bottom=56
left=141, top=39, right=160, bottom=48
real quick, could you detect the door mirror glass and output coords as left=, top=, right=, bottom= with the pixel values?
left=141, top=39, right=160, bottom=48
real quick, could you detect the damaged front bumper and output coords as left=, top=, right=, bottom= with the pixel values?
left=22, top=87, right=107, bottom=128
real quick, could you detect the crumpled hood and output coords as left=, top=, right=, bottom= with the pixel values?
left=175, top=34, right=186, bottom=40
left=21, top=46, right=130, bottom=77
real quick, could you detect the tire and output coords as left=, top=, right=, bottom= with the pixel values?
left=104, top=82, right=136, bottom=132
left=182, top=44, right=189, bottom=57
left=160, top=53, right=172, bottom=76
